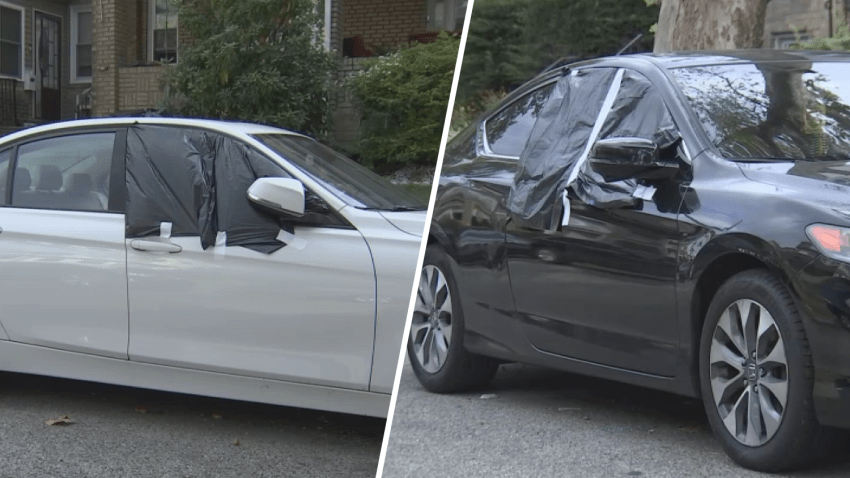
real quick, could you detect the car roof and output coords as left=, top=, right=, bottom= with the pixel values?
left=0, top=117, right=306, bottom=144
left=565, top=49, right=850, bottom=71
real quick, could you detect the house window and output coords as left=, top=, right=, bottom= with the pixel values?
left=427, top=0, right=467, bottom=32
left=773, top=32, right=811, bottom=49
left=150, top=0, right=178, bottom=63
left=0, top=4, right=23, bottom=79
left=71, top=6, right=93, bottom=82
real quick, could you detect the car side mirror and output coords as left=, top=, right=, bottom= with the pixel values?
left=588, top=137, right=679, bottom=182
left=247, top=177, right=305, bottom=218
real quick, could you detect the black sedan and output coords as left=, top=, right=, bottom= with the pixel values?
left=411, top=50, right=850, bottom=472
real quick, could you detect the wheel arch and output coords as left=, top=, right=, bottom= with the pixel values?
left=684, top=233, right=798, bottom=395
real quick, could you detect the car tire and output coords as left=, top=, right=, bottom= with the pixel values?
left=699, top=269, right=839, bottom=472
left=407, top=244, right=498, bottom=393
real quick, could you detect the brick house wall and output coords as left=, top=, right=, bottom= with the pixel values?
left=340, top=0, right=427, bottom=54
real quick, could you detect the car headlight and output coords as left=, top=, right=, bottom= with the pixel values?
left=806, top=223, right=850, bottom=262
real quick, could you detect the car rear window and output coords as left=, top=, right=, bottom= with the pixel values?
left=670, top=62, right=850, bottom=161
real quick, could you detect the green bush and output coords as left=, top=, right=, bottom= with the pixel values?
left=162, top=0, right=337, bottom=138
left=793, top=24, right=850, bottom=50
left=349, top=32, right=460, bottom=172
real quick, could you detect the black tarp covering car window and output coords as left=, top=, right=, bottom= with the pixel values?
left=213, top=136, right=292, bottom=254
left=573, top=70, right=679, bottom=209
left=508, top=68, right=617, bottom=230
left=508, top=68, right=682, bottom=228
left=125, top=125, right=292, bottom=254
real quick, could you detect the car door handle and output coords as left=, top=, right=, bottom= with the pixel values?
left=130, top=239, right=182, bottom=253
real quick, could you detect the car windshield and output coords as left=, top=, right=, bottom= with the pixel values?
left=254, top=134, right=426, bottom=211
left=670, top=61, right=850, bottom=162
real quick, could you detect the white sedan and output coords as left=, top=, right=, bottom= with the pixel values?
left=0, top=118, right=426, bottom=418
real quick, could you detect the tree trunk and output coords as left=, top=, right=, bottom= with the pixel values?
left=654, top=0, right=771, bottom=52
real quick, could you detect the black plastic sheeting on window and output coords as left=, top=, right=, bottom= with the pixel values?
left=125, top=125, right=292, bottom=254
left=508, top=68, right=683, bottom=229
left=507, top=68, right=617, bottom=230
left=573, top=70, right=679, bottom=209
left=213, top=136, right=293, bottom=254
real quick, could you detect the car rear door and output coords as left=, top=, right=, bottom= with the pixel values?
left=0, top=129, right=129, bottom=359
left=506, top=68, right=682, bottom=377
left=123, top=125, right=376, bottom=391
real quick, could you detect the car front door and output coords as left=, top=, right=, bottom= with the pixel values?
left=124, top=125, right=376, bottom=391
left=506, top=68, right=682, bottom=377
left=0, top=129, right=129, bottom=359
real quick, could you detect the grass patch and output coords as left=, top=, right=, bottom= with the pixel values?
left=399, top=183, right=434, bottom=204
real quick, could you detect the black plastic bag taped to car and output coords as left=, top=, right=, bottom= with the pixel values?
left=572, top=70, right=679, bottom=209
left=214, top=135, right=292, bottom=254
left=508, top=68, right=617, bottom=230
left=126, top=125, right=292, bottom=254
left=126, top=126, right=214, bottom=239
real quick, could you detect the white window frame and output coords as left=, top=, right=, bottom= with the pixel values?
left=0, top=1, right=25, bottom=81
left=773, top=31, right=811, bottom=49
left=148, top=0, right=179, bottom=63
left=427, top=0, right=466, bottom=32
left=70, top=5, right=92, bottom=84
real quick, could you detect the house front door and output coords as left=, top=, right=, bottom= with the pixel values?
left=34, top=12, right=61, bottom=121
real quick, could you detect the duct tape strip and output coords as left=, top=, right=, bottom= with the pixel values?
left=632, top=184, right=657, bottom=201
left=160, top=222, right=172, bottom=239
left=214, top=231, right=227, bottom=257
left=276, top=229, right=307, bottom=250
left=561, top=189, right=571, bottom=227
left=565, top=68, right=625, bottom=187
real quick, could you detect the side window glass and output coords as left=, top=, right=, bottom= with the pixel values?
left=0, top=149, right=12, bottom=204
left=598, top=70, right=677, bottom=148
left=12, top=133, right=115, bottom=211
left=485, top=83, right=555, bottom=157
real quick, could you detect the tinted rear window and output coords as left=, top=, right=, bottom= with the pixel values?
left=671, top=62, right=850, bottom=161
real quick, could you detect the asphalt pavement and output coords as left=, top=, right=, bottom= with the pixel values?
left=380, top=359, right=850, bottom=478
left=0, top=371, right=383, bottom=478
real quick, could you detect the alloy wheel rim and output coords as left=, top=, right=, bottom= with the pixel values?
left=709, top=299, right=789, bottom=447
left=410, top=265, right=453, bottom=373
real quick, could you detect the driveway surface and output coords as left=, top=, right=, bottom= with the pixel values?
left=381, top=359, right=850, bottom=478
left=0, top=372, right=383, bottom=478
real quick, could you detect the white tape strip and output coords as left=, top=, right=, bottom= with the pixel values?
left=214, top=231, right=227, bottom=256
left=566, top=68, right=625, bottom=187
left=561, top=189, right=571, bottom=227
left=632, top=185, right=658, bottom=201
left=160, top=222, right=172, bottom=239
left=276, top=229, right=307, bottom=250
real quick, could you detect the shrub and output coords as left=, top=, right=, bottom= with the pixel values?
left=162, top=0, right=337, bottom=138
left=793, top=24, right=850, bottom=50
left=349, top=32, right=460, bottom=172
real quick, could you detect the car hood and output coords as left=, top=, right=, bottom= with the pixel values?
left=378, top=211, right=427, bottom=237
left=738, top=160, right=850, bottom=206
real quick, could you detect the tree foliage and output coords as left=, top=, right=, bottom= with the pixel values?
left=349, top=32, right=460, bottom=171
left=452, top=0, right=658, bottom=133
left=163, top=0, right=337, bottom=138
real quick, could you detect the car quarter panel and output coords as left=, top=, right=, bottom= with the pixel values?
left=432, top=132, right=521, bottom=358
left=342, top=207, right=426, bottom=393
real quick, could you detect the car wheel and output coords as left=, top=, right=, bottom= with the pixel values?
left=699, top=269, right=837, bottom=472
left=407, top=244, right=498, bottom=393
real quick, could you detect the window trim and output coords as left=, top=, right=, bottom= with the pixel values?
left=480, top=78, right=559, bottom=160
left=0, top=2, right=24, bottom=81
left=70, top=5, right=92, bottom=84
left=427, top=0, right=467, bottom=32
left=772, top=31, right=811, bottom=49
left=148, top=0, right=179, bottom=64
